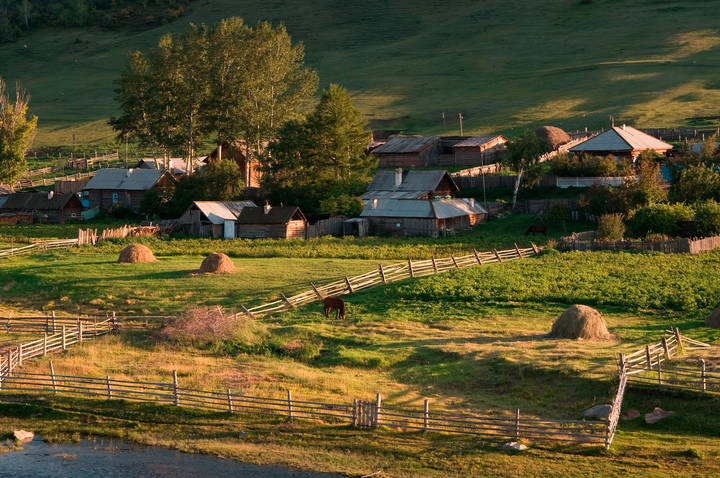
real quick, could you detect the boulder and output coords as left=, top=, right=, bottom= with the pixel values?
left=645, top=407, right=674, bottom=424
left=503, top=441, right=528, bottom=451
left=13, top=430, right=34, bottom=443
left=621, top=409, right=641, bottom=420
left=582, top=404, right=612, bottom=420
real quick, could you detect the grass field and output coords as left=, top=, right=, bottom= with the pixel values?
left=2, top=249, right=720, bottom=475
left=2, top=1, right=720, bottom=147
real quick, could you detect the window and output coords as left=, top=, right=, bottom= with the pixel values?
left=112, top=192, right=119, bottom=204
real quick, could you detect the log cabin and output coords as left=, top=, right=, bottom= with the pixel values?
left=82, top=168, right=176, bottom=212
left=235, top=204, right=307, bottom=239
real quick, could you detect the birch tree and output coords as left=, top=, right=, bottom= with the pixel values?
left=0, top=78, right=37, bottom=184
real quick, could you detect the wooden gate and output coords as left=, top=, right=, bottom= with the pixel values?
left=355, top=400, right=378, bottom=428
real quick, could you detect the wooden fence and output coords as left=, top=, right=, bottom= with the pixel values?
left=0, top=238, right=78, bottom=258
left=557, top=235, right=720, bottom=255
left=0, top=312, right=118, bottom=334
left=77, top=224, right=159, bottom=245
left=239, top=245, right=540, bottom=319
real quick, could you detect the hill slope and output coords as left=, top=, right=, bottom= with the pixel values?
left=2, top=0, right=720, bottom=146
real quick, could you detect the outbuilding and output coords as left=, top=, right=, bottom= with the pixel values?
left=179, top=200, right=257, bottom=238
left=452, top=135, right=508, bottom=165
left=235, top=204, right=307, bottom=239
left=371, top=135, right=439, bottom=167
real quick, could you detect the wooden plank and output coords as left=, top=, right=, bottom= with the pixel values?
left=473, top=249, right=483, bottom=264
left=378, top=264, right=387, bottom=284
left=431, top=255, right=438, bottom=273
left=408, top=259, right=415, bottom=278
left=310, top=282, right=324, bottom=299
left=451, top=256, right=459, bottom=268
left=239, top=304, right=255, bottom=320
left=344, top=276, right=354, bottom=293
left=494, top=249, right=502, bottom=262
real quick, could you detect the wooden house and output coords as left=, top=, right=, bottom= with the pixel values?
left=0, top=191, right=82, bottom=223
left=569, top=125, right=672, bottom=159
left=204, top=140, right=266, bottom=188
left=361, top=169, right=459, bottom=200
left=82, top=168, right=176, bottom=212
left=452, top=135, right=508, bottom=165
left=179, top=200, right=257, bottom=238
left=371, top=136, right=439, bottom=167
left=135, top=158, right=205, bottom=178
left=235, top=204, right=307, bottom=239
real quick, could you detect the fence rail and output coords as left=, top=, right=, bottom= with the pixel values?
left=239, top=245, right=540, bottom=319
left=0, top=239, right=78, bottom=258
left=0, top=312, right=118, bottom=334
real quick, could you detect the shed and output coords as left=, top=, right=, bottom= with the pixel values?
left=179, top=200, right=257, bottom=238
left=235, top=205, right=307, bottom=239
left=0, top=191, right=82, bottom=223
left=452, top=135, right=508, bottom=165
left=361, top=169, right=459, bottom=200
left=569, top=125, right=672, bottom=159
left=82, top=168, right=176, bottom=212
left=361, top=197, right=487, bottom=237
left=371, top=135, right=439, bottom=167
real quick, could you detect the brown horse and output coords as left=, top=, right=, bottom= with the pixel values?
left=323, top=296, right=346, bottom=320
left=525, top=224, right=547, bottom=236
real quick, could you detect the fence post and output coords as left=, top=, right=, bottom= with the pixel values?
left=662, top=337, right=670, bottom=359
left=45, top=313, right=49, bottom=333
left=515, top=408, right=520, bottom=441
left=280, top=292, right=295, bottom=309
left=408, top=259, right=415, bottom=278
left=239, top=305, right=255, bottom=320
left=111, top=311, right=118, bottom=331
left=494, top=249, right=503, bottom=262
left=514, top=242, right=522, bottom=258
left=378, top=264, right=387, bottom=284
left=43, top=333, right=47, bottom=356
left=701, top=359, right=707, bottom=392
left=62, top=325, right=66, bottom=350
left=431, top=255, right=438, bottom=273
left=352, top=399, right=357, bottom=426
left=52, top=311, right=56, bottom=333
left=310, top=282, right=323, bottom=299
left=451, top=256, right=459, bottom=268
left=674, top=327, right=683, bottom=353
left=473, top=249, right=483, bottom=264
left=106, top=375, right=112, bottom=399
left=657, top=355, right=662, bottom=385
left=530, top=242, right=539, bottom=255
left=423, top=399, right=429, bottom=431
left=17, top=344, right=22, bottom=367
left=50, top=361, right=57, bottom=394
left=645, top=346, right=652, bottom=370
left=172, top=370, right=180, bottom=406
left=227, top=388, right=233, bottom=413
left=375, top=393, right=382, bottom=428
left=6, top=311, right=11, bottom=332
left=78, top=320, right=83, bottom=343
left=6, top=350, right=11, bottom=375
left=287, top=389, right=293, bottom=421
left=344, top=276, right=354, bottom=293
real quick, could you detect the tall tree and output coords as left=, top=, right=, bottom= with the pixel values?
left=502, top=131, right=551, bottom=209
left=0, top=78, right=37, bottom=184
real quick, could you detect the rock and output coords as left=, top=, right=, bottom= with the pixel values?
left=621, top=409, right=641, bottom=420
left=582, top=404, right=612, bottom=420
left=645, top=407, right=674, bottom=424
left=503, top=441, right=528, bottom=451
left=12, top=430, right=34, bottom=443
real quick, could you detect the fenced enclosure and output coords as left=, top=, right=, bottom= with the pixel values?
left=239, top=245, right=540, bottom=319
left=0, top=312, right=118, bottom=334
left=557, top=235, right=720, bottom=254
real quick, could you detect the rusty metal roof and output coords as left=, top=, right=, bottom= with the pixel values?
left=372, top=135, right=438, bottom=154
left=453, top=135, right=507, bottom=148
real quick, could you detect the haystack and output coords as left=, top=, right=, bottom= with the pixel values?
left=705, top=307, right=720, bottom=328
left=534, top=126, right=571, bottom=149
left=548, top=304, right=612, bottom=340
left=117, top=244, right=156, bottom=263
left=200, top=252, right=235, bottom=274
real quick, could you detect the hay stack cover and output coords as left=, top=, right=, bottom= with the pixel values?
left=200, top=252, right=235, bottom=274
left=117, top=244, right=156, bottom=263
left=548, top=304, right=611, bottom=340
left=534, top=125, right=571, bottom=149
left=705, top=307, right=720, bottom=328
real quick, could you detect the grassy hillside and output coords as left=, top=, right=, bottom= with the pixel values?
left=2, top=0, right=720, bottom=147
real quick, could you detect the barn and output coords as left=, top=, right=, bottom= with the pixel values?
left=179, top=200, right=257, bottom=238
left=370, top=136, right=439, bottom=167
left=235, top=204, right=307, bottom=239
left=569, top=125, right=672, bottom=159
left=0, top=191, right=82, bottom=223
left=452, top=135, right=508, bottom=165
left=82, top=168, right=176, bottom=212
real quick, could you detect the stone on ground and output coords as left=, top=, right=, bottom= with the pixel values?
left=582, top=404, right=612, bottom=420
left=503, top=442, right=528, bottom=451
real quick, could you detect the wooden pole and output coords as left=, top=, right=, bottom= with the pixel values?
left=701, top=359, right=707, bottom=392
left=674, top=327, right=683, bottom=352
left=375, top=392, right=382, bottom=428
left=78, top=320, right=83, bottom=343
left=106, top=375, right=112, bottom=399
left=530, top=242, right=539, bottom=255
left=352, top=399, right=357, bottom=426
left=451, top=256, right=459, bottom=268
left=662, top=337, right=670, bottom=359
left=344, top=276, right=354, bottom=293
left=226, top=388, right=233, bottom=412
left=111, top=311, right=117, bottom=331
left=408, top=259, right=415, bottom=278
left=287, top=389, right=293, bottom=421
left=431, top=255, right=438, bottom=273
left=494, top=249, right=502, bottom=262
left=657, top=355, right=662, bottom=385
left=61, top=325, right=66, bottom=350
left=280, top=292, right=295, bottom=309
left=6, top=311, right=11, bottom=332
left=378, top=264, right=387, bottom=283
left=43, top=333, right=47, bottom=356
left=50, top=361, right=57, bottom=394
left=423, top=399, right=429, bottom=431
left=473, top=249, right=482, bottom=264
left=17, top=344, right=22, bottom=366
left=173, top=370, right=180, bottom=406
left=515, top=408, right=520, bottom=441
left=310, top=282, right=323, bottom=299
left=45, top=313, right=49, bottom=333
left=645, top=345, right=651, bottom=371
left=240, top=305, right=255, bottom=320
left=52, top=311, right=56, bottom=333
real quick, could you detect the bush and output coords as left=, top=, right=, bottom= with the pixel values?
left=597, top=214, right=625, bottom=240
left=695, top=200, right=720, bottom=237
left=319, top=194, right=364, bottom=216
left=670, top=163, right=720, bottom=203
left=544, top=204, right=571, bottom=225
left=628, top=203, right=695, bottom=237
left=550, top=153, right=628, bottom=177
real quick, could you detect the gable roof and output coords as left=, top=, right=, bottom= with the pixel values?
left=191, top=201, right=257, bottom=225
left=453, top=135, right=507, bottom=148
left=360, top=198, right=487, bottom=218
left=570, top=126, right=672, bottom=153
left=361, top=169, right=458, bottom=199
left=372, top=135, right=438, bottom=154
left=0, top=184, right=14, bottom=195
left=83, top=168, right=171, bottom=191
left=0, top=192, right=79, bottom=211
left=236, top=206, right=305, bottom=225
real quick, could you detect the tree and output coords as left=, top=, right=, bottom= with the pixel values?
left=670, top=163, right=720, bottom=203
left=109, top=51, right=155, bottom=153
left=264, top=84, right=373, bottom=214
left=0, top=78, right=37, bottom=184
left=623, top=156, right=666, bottom=208
left=502, top=131, right=551, bottom=209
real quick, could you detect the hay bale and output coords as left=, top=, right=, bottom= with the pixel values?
left=200, top=252, right=235, bottom=274
left=548, top=304, right=611, bottom=340
left=117, top=244, right=156, bottom=263
left=534, top=125, right=571, bottom=149
left=705, top=307, right=720, bottom=328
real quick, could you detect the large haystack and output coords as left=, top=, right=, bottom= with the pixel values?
left=705, top=307, right=720, bottom=328
left=548, top=304, right=612, bottom=340
left=117, top=244, right=156, bottom=263
left=200, top=252, right=235, bottom=274
left=535, top=126, right=571, bottom=149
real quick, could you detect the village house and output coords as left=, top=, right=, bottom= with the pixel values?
left=361, top=169, right=459, bottom=200
left=371, top=136, right=440, bottom=167
left=204, top=140, right=265, bottom=189
left=179, top=200, right=257, bottom=239
left=569, top=125, right=672, bottom=159
left=82, top=168, right=176, bottom=212
left=235, top=204, right=307, bottom=239
left=451, top=135, right=508, bottom=165
left=0, top=191, right=82, bottom=224
left=371, top=134, right=507, bottom=167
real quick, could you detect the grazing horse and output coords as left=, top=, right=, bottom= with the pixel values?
left=323, top=296, right=346, bottom=320
left=525, top=224, right=547, bottom=236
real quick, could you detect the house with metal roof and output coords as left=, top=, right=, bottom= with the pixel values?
left=82, top=168, right=176, bottom=212
left=360, top=197, right=487, bottom=237
left=361, top=169, right=459, bottom=200
left=569, top=125, right=672, bottom=159
left=179, top=200, right=257, bottom=238
left=371, top=135, right=440, bottom=167
left=235, top=204, right=308, bottom=239
left=0, top=191, right=82, bottom=224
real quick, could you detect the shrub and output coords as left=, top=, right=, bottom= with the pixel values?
left=670, top=163, right=720, bottom=203
left=628, top=203, right=695, bottom=237
left=597, top=214, right=625, bottom=240
left=695, top=200, right=720, bottom=237
left=544, top=204, right=571, bottom=225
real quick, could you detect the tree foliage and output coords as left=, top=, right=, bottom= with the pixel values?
left=628, top=203, right=694, bottom=237
left=502, top=131, right=551, bottom=208
left=550, top=153, right=631, bottom=177
left=695, top=200, right=720, bottom=237
left=0, top=77, right=37, bottom=184
left=669, top=163, right=720, bottom=203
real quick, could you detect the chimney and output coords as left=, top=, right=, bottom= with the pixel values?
left=126, top=168, right=133, bottom=177
left=48, top=191, right=54, bottom=200
left=372, top=198, right=378, bottom=210
left=394, top=168, right=403, bottom=187
left=264, top=201, right=271, bottom=214
left=622, top=124, right=626, bottom=130
left=469, top=197, right=475, bottom=208
left=168, top=158, right=173, bottom=171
